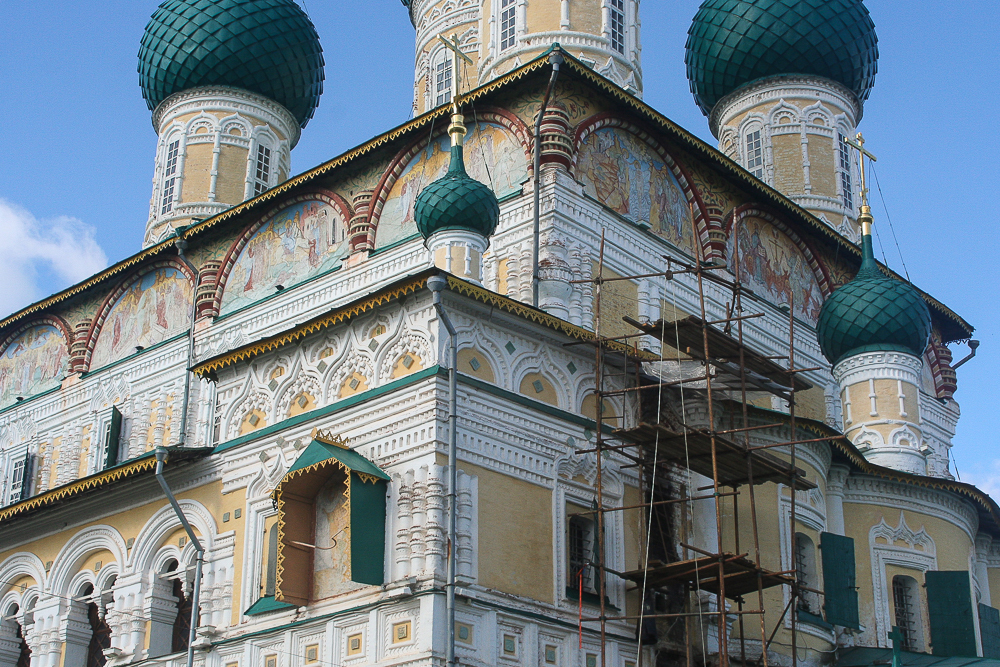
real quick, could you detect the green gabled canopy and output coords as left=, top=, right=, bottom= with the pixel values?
left=816, top=231, right=931, bottom=366
left=287, top=437, right=389, bottom=481
left=138, top=0, right=325, bottom=127
left=685, top=0, right=878, bottom=115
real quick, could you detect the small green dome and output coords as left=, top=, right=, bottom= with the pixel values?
left=138, top=0, right=325, bottom=127
left=817, top=233, right=931, bottom=366
left=685, top=0, right=878, bottom=116
left=415, top=145, right=500, bottom=241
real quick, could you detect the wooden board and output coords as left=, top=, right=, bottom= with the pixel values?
left=622, top=553, right=795, bottom=600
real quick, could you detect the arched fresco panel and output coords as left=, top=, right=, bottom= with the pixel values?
left=0, top=325, right=69, bottom=408
left=376, top=122, right=528, bottom=248
left=221, top=199, right=349, bottom=314
left=576, top=128, right=695, bottom=253
left=727, top=216, right=823, bottom=324
left=91, top=268, right=193, bottom=369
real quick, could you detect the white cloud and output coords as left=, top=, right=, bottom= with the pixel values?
left=0, top=199, right=107, bottom=316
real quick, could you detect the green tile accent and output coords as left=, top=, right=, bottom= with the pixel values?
left=368, top=339, right=379, bottom=351
left=505, top=341, right=516, bottom=354
left=244, top=595, right=295, bottom=617
left=468, top=356, right=481, bottom=371
left=138, top=0, right=325, bottom=127
left=685, top=0, right=878, bottom=115
left=567, top=361, right=577, bottom=374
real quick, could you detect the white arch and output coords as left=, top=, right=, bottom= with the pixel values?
left=128, top=499, right=217, bottom=574
left=0, top=553, right=46, bottom=596
left=48, top=525, right=127, bottom=597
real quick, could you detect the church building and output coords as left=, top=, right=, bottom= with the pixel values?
left=0, top=1, right=993, bottom=666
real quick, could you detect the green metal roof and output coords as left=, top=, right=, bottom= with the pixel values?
left=837, top=646, right=1000, bottom=667
left=685, top=0, right=878, bottom=115
left=287, top=438, right=390, bottom=481
left=817, top=232, right=931, bottom=366
left=138, top=0, right=325, bottom=127
left=415, top=144, right=500, bottom=240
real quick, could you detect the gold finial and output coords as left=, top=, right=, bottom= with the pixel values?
left=842, top=133, right=878, bottom=235
left=437, top=33, right=474, bottom=145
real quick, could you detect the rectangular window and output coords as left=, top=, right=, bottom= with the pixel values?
left=839, top=133, right=854, bottom=211
left=254, top=144, right=272, bottom=196
left=93, top=406, right=123, bottom=473
left=160, top=139, right=180, bottom=215
left=568, top=515, right=596, bottom=593
left=500, top=0, right=517, bottom=51
left=745, top=130, right=764, bottom=179
left=892, top=576, right=919, bottom=651
left=609, top=0, right=626, bottom=54
left=7, top=454, right=31, bottom=505
left=435, top=58, right=453, bottom=107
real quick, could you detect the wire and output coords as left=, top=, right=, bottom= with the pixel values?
left=869, top=162, right=911, bottom=281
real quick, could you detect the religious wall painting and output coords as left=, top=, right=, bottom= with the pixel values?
left=575, top=128, right=695, bottom=254
left=687, top=165, right=738, bottom=211
left=727, top=216, right=824, bottom=323
left=375, top=122, right=529, bottom=248
left=220, top=199, right=349, bottom=315
left=507, top=80, right=600, bottom=124
left=0, top=324, right=70, bottom=408
left=90, top=268, right=193, bottom=369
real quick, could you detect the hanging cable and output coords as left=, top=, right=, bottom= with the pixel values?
left=869, top=162, right=911, bottom=281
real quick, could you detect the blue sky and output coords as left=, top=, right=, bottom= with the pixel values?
left=1, top=1, right=997, bottom=489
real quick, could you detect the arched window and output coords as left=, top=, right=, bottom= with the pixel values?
left=744, top=127, right=765, bottom=179
left=148, top=559, right=193, bottom=658
left=568, top=514, right=597, bottom=594
left=0, top=602, right=31, bottom=667
left=81, top=584, right=111, bottom=667
left=892, top=575, right=923, bottom=652
left=160, top=137, right=181, bottom=216
left=794, top=533, right=820, bottom=614
left=170, top=577, right=192, bottom=654
left=837, top=132, right=855, bottom=213
left=432, top=49, right=453, bottom=108
left=499, top=0, right=517, bottom=51
left=252, top=141, right=273, bottom=196
left=607, top=0, right=627, bottom=54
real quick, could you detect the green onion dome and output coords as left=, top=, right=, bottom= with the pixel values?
left=415, top=144, right=500, bottom=241
left=138, top=0, right=325, bottom=127
left=685, top=0, right=878, bottom=116
left=816, top=228, right=931, bottom=366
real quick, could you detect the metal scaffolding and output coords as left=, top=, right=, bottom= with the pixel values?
left=575, top=220, right=827, bottom=667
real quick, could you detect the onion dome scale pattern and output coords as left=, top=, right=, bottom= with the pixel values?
left=138, top=0, right=325, bottom=127
left=685, top=0, right=878, bottom=115
left=816, top=233, right=931, bottom=366
left=415, top=145, right=500, bottom=241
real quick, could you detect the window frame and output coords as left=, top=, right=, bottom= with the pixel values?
left=253, top=142, right=273, bottom=197
left=3, top=444, right=32, bottom=506
left=431, top=47, right=454, bottom=108
left=159, top=137, right=182, bottom=216
left=606, top=0, right=628, bottom=55
left=498, top=0, right=518, bottom=52
left=892, top=574, right=925, bottom=652
left=838, top=131, right=855, bottom=214
left=744, top=128, right=765, bottom=179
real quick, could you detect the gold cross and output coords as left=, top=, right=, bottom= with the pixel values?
left=437, top=33, right=473, bottom=110
left=842, top=132, right=877, bottom=207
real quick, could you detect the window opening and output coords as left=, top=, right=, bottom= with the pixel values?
left=8, top=454, right=32, bottom=505
left=839, top=132, right=854, bottom=211
left=253, top=144, right=272, bottom=196
left=609, top=0, right=626, bottom=54
left=569, top=515, right=597, bottom=594
left=83, top=584, right=111, bottom=667
left=893, top=575, right=919, bottom=652
left=171, top=578, right=192, bottom=654
left=499, top=0, right=517, bottom=51
left=435, top=56, right=453, bottom=107
left=794, top=533, right=817, bottom=613
left=746, top=130, right=764, bottom=179
left=160, top=140, right=180, bottom=215
left=264, top=522, right=279, bottom=597
left=15, top=614, right=30, bottom=667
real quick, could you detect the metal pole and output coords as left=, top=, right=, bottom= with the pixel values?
left=531, top=49, right=563, bottom=307
left=154, top=447, right=203, bottom=667
left=428, top=275, right=459, bottom=667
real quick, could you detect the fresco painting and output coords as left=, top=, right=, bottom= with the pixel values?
left=91, top=268, right=193, bottom=369
left=728, top=217, right=824, bottom=323
left=576, top=128, right=695, bottom=253
left=0, top=325, right=69, bottom=408
left=221, top=200, right=348, bottom=314
left=376, top=122, right=528, bottom=247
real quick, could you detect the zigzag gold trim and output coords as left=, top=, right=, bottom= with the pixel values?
left=0, top=457, right=158, bottom=522
left=193, top=276, right=429, bottom=377
left=313, top=429, right=349, bottom=449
